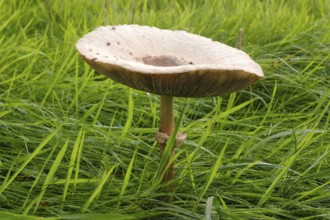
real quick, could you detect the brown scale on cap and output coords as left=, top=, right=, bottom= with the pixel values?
left=142, top=55, right=187, bottom=67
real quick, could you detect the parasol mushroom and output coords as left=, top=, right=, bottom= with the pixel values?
left=76, top=24, right=263, bottom=190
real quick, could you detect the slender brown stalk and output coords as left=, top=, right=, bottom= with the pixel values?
left=159, top=95, right=175, bottom=185
left=236, top=28, right=244, bottom=50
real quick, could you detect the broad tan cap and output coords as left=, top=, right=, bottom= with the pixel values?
left=76, top=25, right=263, bottom=97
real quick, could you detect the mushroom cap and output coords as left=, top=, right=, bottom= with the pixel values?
left=76, top=25, right=264, bottom=97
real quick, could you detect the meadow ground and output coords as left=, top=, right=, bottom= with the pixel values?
left=0, top=0, right=329, bottom=219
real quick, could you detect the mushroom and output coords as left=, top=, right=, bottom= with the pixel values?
left=76, top=24, right=263, bottom=190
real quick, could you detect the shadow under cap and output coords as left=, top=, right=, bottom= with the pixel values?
left=76, top=25, right=264, bottom=98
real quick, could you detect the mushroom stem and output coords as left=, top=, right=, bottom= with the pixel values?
left=159, top=95, right=175, bottom=185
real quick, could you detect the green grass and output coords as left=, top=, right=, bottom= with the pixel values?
left=1, top=0, right=329, bottom=219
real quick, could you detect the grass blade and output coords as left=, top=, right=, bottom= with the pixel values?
left=0, top=127, right=60, bottom=194
left=204, top=196, right=214, bottom=220
left=194, top=141, right=228, bottom=210
left=0, top=211, right=56, bottom=220
left=116, top=150, right=137, bottom=208
left=81, top=164, right=118, bottom=213
left=120, top=88, right=134, bottom=141
left=257, top=130, right=316, bottom=207
left=63, top=128, right=85, bottom=204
